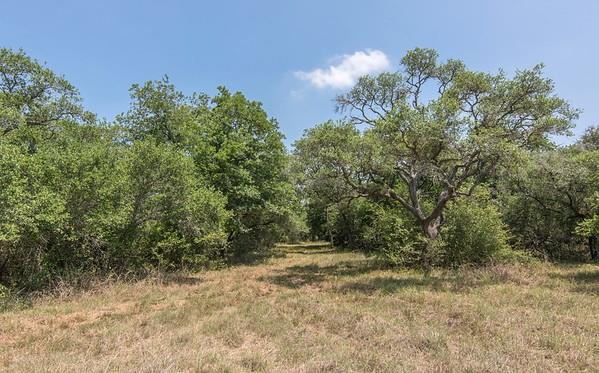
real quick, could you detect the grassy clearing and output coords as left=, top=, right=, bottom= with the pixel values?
left=1, top=243, right=598, bottom=372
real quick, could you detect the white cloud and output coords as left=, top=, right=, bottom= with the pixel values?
left=295, top=50, right=390, bottom=89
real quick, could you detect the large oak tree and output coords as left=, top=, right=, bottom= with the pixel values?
left=295, top=48, right=577, bottom=270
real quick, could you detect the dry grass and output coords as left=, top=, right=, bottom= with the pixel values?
left=1, top=243, right=598, bottom=372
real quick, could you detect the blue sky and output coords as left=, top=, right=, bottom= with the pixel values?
left=2, top=0, right=598, bottom=146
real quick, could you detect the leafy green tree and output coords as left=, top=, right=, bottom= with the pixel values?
left=195, top=87, right=288, bottom=250
left=116, top=76, right=203, bottom=144
left=119, top=141, right=230, bottom=268
left=0, top=55, right=234, bottom=288
left=118, top=79, right=293, bottom=256
left=504, top=147, right=599, bottom=260
left=0, top=123, right=231, bottom=289
left=296, top=48, right=576, bottom=271
left=0, top=48, right=89, bottom=136
left=0, top=141, right=65, bottom=287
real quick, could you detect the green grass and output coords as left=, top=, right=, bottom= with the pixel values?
left=1, top=243, right=598, bottom=372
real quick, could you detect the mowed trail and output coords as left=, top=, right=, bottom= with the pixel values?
left=1, top=243, right=598, bottom=372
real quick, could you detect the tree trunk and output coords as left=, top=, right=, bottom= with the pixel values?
left=590, top=235, right=598, bottom=261
left=421, top=219, right=441, bottom=275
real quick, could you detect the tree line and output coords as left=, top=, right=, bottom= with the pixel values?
left=0, top=48, right=306, bottom=291
left=1, top=47, right=598, bottom=293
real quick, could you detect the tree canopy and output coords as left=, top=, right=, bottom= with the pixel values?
left=0, top=48, right=303, bottom=290
left=0, top=46, right=596, bottom=293
left=295, top=48, right=578, bottom=270
left=0, top=48, right=90, bottom=135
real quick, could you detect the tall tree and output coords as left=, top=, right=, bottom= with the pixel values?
left=196, top=87, right=289, bottom=252
left=296, top=48, right=577, bottom=270
left=116, top=76, right=204, bottom=144
left=118, top=80, right=292, bottom=254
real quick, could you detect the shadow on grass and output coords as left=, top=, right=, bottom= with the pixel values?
left=229, top=242, right=334, bottom=266
left=258, top=259, right=387, bottom=289
left=549, top=267, right=599, bottom=295
left=259, top=261, right=457, bottom=293
left=338, top=276, right=447, bottom=294
left=281, top=248, right=337, bottom=255
left=229, top=249, right=287, bottom=266
left=259, top=256, right=542, bottom=294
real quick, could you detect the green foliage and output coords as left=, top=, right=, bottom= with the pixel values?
left=363, top=204, right=424, bottom=267
left=0, top=125, right=230, bottom=289
left=0, top=48, right=297, bottom=292
left=0, top=283, right=28, bottom=312
left=575, top=191, right=599, bottom=238
left=297, top=48, right=576, bottom=270
left=575, top=214, right=599, bottom=239
left=441, top=190, right=514, bottom=266
left=196, top=87, right=289, bottom=255
left=501, top=148, right=599, bottom=260
left=0, top=140, right=66, bottom=288
left=116, top=76, right=203, bottom=144
left=118, top=80, right=293, bottom=257
left=0, top=48, right=90, bottom=135
left=2, top=44, right=597, bottom=296
left=328, top=199, right=376, bottom=249
left=302, top=192, right=518, bottom=268
left=579, top=125, right=599, bottom=151
left=118, top=141, right=230, bottom=269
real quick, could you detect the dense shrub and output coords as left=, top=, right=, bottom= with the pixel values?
left=0, top=126, right=229, bottom=290
left=304, top=191, right=521, bottom=268
left=308, top=199, right=380, bottom=249
left=117, top=80, right=297, bottom=258
left=501, top=190, right=585, bottom=260
left=440, top=191, right=515, bottom=266
left=328, top=199, right=374, bottom=249
left=117, top=140, right=230, bottom=269
left=0, top=140, right=66, bottom=288
left=0, top=48, right=299, bottom=292
left=363, top=205, right=423, bottom=266
left=499, top=149, right=599, bottom=261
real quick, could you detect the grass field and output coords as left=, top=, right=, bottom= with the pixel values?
left=1, top=243, right=598, bottom=372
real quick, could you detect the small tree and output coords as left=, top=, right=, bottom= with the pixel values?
left=296, top=48, right=576, bottom=271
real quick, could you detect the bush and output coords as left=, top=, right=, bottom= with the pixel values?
left=0, top=141, right=67, bottom=289
left=328, top=199, right=375, bottom=249
left=121, top=141, right=230, bottom=269
left=0, top=127, right=230, bottom=290
left=305, top=190, right=524, bottom=268
left=0, top=283, right=28, bottom=312
left=0, top=49, right=300, bottom=294
left=363, top=204, right=423, bottom=266
left=440, top=190, right=515, bottom=266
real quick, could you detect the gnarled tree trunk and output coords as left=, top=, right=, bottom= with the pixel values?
left=420, top=217, right=442, bottom=275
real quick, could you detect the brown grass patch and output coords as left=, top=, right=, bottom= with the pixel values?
left=1, top=243, right=598, bottom=372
